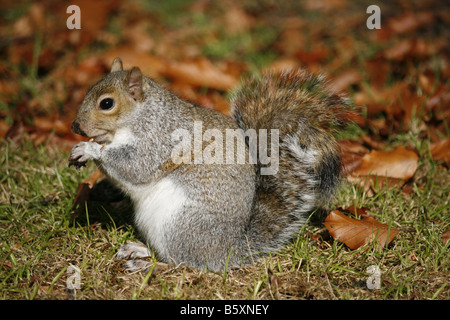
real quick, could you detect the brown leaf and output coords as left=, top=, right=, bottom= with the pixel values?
left=163, top=58, right=239, bottom=90
left=12, top=3, right=45, bottom=38
left=430, top=138, right=450, bottom=165
left=196, top=92, right=231, bottom=115
left=0, top=120, right=11, bottom=139
left=5, top=120, right=26, bottom=144
left=384, top=39, right=414, bottom=61
left=72, top=170, right=104, bottom=218
left=352, top=146, right=418, bottom=180
left=365, top=57, right=389, bottom=88
left=426, top=90, right=450, bottom=122
left=34, top=117, right=70, bottom=136
left=323, top=210, right=399, bottom=250
left=124, top=21, right=155, bottom=53
left=349, top=146, right=418, bottom=195
left=223, top=7, right=255, bottom=34
left=338, top=139, right=368, bottom=176
left=389, top=84, right=426, bottom=131
left=360, top=135, right=386, bottom=150
left=383, top=38, right=443, bottom=62
left=388, top=12, right=434, bottom=35
left=442, top=230, right=450, bottom=245
left=329, top=69, right=361, bottom=93
left=338, top=139, right=369, bottom=155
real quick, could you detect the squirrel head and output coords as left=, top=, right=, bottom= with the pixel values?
left=71, top=57, right=146, bottom=144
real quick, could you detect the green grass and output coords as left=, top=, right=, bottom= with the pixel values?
left=0, top=134, right=448, bottom=300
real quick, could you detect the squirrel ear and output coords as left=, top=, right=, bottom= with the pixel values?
left=111, top=57, right=123, bottom=72
left=127, top=67, right=143, bottom=100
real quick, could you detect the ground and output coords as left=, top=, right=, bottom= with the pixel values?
left=0, top=0, right=449, bottom=300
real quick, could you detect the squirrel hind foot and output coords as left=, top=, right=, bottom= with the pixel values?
left=116, top=241, right=152, bottom=259
left=117, top=241, right=169, bottom=273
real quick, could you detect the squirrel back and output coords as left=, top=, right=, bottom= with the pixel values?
left=231, top=70, right=350, bottom=254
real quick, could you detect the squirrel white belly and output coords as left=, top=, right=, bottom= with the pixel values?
left=69, top=58, right=350, bottom=271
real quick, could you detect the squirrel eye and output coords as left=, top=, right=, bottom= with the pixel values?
left=99, top=98, right=115, bottom=110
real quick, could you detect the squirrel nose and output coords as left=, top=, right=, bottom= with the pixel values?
left=71, top=121, right=87, bottom=137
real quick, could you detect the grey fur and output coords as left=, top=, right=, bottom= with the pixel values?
left=69, top=61, right=350, bottom=271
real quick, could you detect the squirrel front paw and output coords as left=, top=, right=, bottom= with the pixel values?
left=68, top=141, right=102, bottom=169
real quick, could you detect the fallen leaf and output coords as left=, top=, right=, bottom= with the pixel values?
left=329, top=69, right=361, bottom=93
left=426, top=90, right=450, bottom=122
left=5, top=121, right=25, bottom=144
left=124, top=21, right=155, bottom=52
left=430, top=138, right=450, bottom=165
left=388, top=83, right=425, bottom=131
left=419, top=70, right=437, bottom=95
left=163, top=58, right=239, bottom=90
left=338, top=139, right=370, bottom=155
left=349, top=146, right=419, bottom=195
left=338, top=139, right=368, bottom=176
left=34, top=117, right=70, bottom=136
left=365, top=57, right=389, bottom=88
left=323, top=210, right=399, bottom=250
left=442, top=230, right=450, bottom=245
left=196, top=92, right=231, bottom=115
left=387, top=11, right=434, bottom=35
left=384, top=38, right=443, bottom=61
left=72, top=169, right=103, bottom=218
left=0, top=120, right=11, bottom=139
left=12, top=3, right=45, bottom=38
left=384, top=39, right=414, bottom=61
left=223, top=7, right=255, bottom=34
left=360, top=135, right=386, bottom=150
left=352, top=146, right=419, bottom=180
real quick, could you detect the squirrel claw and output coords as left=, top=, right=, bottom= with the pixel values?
left=68, top=159, right=87, bottom=171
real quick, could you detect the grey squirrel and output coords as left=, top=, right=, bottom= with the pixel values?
left=69, top=58, right=350, bottom=272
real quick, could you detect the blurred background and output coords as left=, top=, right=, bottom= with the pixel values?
left=0, top=0, right=449, bottom=159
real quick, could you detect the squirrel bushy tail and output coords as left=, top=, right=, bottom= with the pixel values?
left=231, top=70, right=351, bottom=255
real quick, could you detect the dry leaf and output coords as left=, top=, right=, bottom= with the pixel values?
left=338, top=139, right=368, bottom=176
left=430, top=138, right=450, bottom=165
left=442, top=230, right=450, bottom=245
left=163, top=58, right=239, bottom=90
left=360, top=135, right=386, bottom=150
left=329, top=69, right=361, bottom=93
left=72, top=170, right=104, bottom=218
left=224, top=7, right=255, bottom=34
left=388, top=11, right=434, bottom=35
left=124, top=21, right=155, bottom=52
left=349, top=146, right=418, bottom=195
left=323, top=210, right=399, bottom=250
left=352, top=146, right=418, bottom=180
